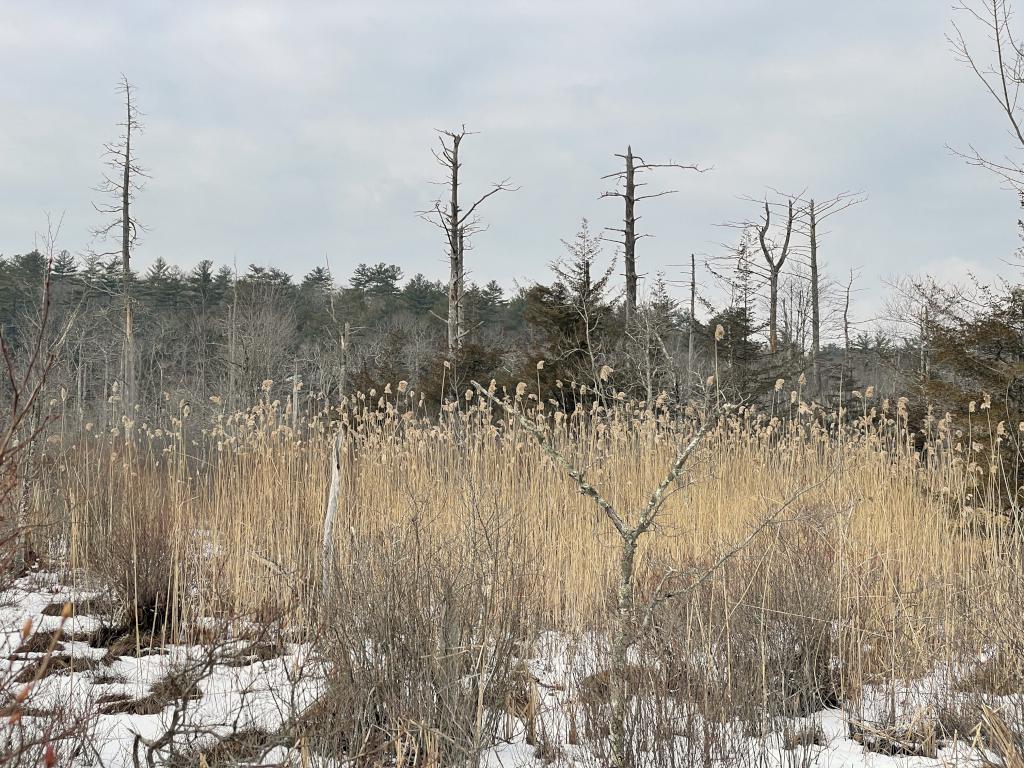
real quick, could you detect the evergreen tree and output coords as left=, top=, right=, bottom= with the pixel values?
left=143, top=257, right=182, bottom=308
left=402, top=273, right=447, bottom=315
left=350, top=262, right=403, bottom=296
left=52, top=250, right=78, bottom=278
left=524, top=220, right=617, bottom=385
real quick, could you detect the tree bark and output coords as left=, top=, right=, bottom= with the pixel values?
left=610, top=536, right=637, bottom=768
left=809, top=199, right=821, bottom=393
left=321, top=431, right=343, bottom=591
left=447, top=136, right=463, bottom=356
left=688, top=253, right=695, bottom=395
left=121, top=84, right=135, bottom=414
left=624, top=146, right=637, bottom=327
left=757, top=199, right=793, bottom=355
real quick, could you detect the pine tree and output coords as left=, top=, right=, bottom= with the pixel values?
left=350, top=263, right=403, bottom=295
left=52, top=250, right=78, bottom=278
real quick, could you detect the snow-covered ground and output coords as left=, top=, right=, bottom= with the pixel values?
left=0, top=575, right=1017, bottom=767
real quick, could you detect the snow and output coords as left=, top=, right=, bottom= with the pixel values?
left=0, top=576, right=1016, bottom=767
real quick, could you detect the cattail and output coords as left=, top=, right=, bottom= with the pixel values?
left=774, top=378, right=784, bottom=392
left=465, top=389, right=473, bottom=401
left=715, top=324, right=725, bottom=341
left=384, top=383, right=392, bottom=395
left=798, top=372, right=806, bottom=387
left=599, top=365, right=614, bottom=382
left=865, top=385, right=874, bottom=398
left=443, top=360, right=451, bottom=369
left=397, top=380, right=408, bottom=393
left=536, top=360, right=545, bottom=370
left=515, top=382, right=527, bottom=397
left=706, top=375, right=715, bottom=387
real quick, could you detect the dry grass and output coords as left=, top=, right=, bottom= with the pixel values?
left=29, top=384, right=1024, bottom=753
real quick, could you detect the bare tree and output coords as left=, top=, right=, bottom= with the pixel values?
left=421, top=127, right=516, bottom=356
left=471, top=379, right=712, bottom=768
left=757, top=197, right=796, bottom=355
left=600, top=146, right=706, bottom=326
left=91, top=76, right=147, bottom=414
left=949, top=0, right=1024, bottom=190
left=800, top=193, right=865, bottom=392
left=688, top=253, right=697, bottom=388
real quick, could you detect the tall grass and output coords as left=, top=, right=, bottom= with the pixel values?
left=33, top=384, right=1023, bottom=710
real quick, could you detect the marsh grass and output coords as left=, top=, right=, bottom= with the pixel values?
left=24, top=384, right=1024, bottom=763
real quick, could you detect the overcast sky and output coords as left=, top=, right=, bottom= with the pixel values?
left=1, top=1, right=1020, bottom=322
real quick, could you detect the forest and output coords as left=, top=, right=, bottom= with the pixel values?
left=2, top=2, right=1024, bottom=768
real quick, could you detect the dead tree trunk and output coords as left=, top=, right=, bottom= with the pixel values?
left=321, top=430, right=344, bottom=591
left=121, top=95, right=134, bottom=415
left=455, top=226, right=466, bottom=352
left=446, top=134, right=463, bottom=355
left=602, top=147, right=704, bottom=330
left=809, top=199, right=821, bottom=393
left=93, top=76, right=146, bottom=414
left=688, top=253, right=696, bottom=394
left=624, top=147, right=637, bottom=324
left=423, top=128, right=515, bottom=358
left=843, top=270, right=854, bottom=372
left=756, top=199, right=795, bottom=355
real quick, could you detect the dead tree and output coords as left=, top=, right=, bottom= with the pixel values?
left=688, top=253, right=696, bottom=388
left=757, top=198, right=796, bottom=355
left=600, top=146, right=705, bottom=326
left=92, top=76, right=147, bottom=413
left=422, top=127, right=515, bottom=356
left=722, top=194, right=812, bottom=356
left=800, top=193, right=864, bottom=393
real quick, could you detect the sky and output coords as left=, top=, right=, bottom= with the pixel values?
left=1, top=1, right=1021, bottom=327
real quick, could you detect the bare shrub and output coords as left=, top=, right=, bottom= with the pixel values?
left=89, top=480, right=187, bottom=646
left=304, top=503, right=535, bottom=765
left=559, top=503, right=851, bottom=766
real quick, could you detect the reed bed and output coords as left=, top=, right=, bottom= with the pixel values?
left=34, top=384, right=1015, bottom=650
left=15, top=383, right=1024, bottom=762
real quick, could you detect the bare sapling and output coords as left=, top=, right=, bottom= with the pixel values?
left=471, top=379, right=711, bottom=767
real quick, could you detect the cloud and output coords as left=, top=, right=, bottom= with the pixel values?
left=0, top=0, right=1019, bottom=340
